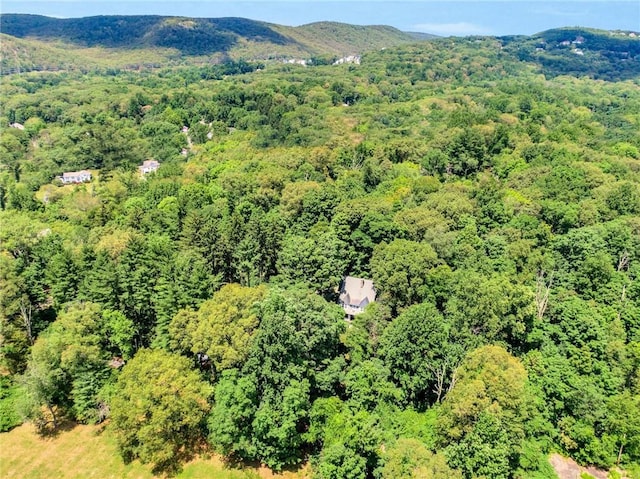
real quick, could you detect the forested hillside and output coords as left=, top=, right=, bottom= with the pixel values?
left=1, top=30, right=639, bottom=479
left=2, top=15, right=639, bottom=84
left=503, top=27, right=640, bottom=81
left=0, top=14, right=419, bottom=62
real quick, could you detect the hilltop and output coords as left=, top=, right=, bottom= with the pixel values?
left=1, top=15, right=639, bottom=82
left=0, top=14, right=420, bottom=62
left=501, top=27, right=640, bottom=81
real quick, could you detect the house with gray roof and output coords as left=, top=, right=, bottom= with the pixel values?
left=139, top=159, right=160, bottom=175
left=339, top=276, right=376, bottom=319
left=57, top=170, right=92, bottom=184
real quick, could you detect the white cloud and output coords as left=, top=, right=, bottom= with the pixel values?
left=412, top=22, right=491, bottom=36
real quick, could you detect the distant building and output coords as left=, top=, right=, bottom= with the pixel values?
left=339, top=276, right=376, bottom=319
left=285, top=58, right=308, bottom=66
left=57, top=170, right=92, bottom=184
left=139, top=159, right=160, bottom=175
left=9, top=122, right=24, bottom=130
left=334, top=55, right=361, bottom=65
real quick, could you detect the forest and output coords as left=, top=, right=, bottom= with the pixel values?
left=0, top=13, right=421, bottom=66
left=1, top=27, right=640, bottom=479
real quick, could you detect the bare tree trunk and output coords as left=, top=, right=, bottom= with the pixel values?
left=19, top=297, right=34, bottom=345
left=617, top=252, right=629, bottom=272
left=47, top=403, right=58, bottom=430
left=447, top=370, right=457, bottom=396
left=617, top=283, right=628, bottom=322
left=535, top=270, right=553, bottom=321
left=616, top=251, right=630, bottom=322
left=431, top=364, right=446, bottom=403
left=428, top=357, right=461, bottom=403
left=617, top=435, right=626, bottom=466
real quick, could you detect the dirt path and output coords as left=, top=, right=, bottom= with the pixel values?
left=549, top=453, right=613, bottom=479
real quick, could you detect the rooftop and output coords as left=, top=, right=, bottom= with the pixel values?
left=339, top=276, right=376, bottom=317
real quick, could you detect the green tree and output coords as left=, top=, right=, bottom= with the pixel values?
left=79, top=251, right=119, bottom=310
left=0, top=376, right=21, bottom=432
left=18, top=302, right=107, bottom=429
left=446, top=413, right=512, bottom=479
left=102, top=310, right=135, bottom=360
left=438, top=345, right=529, bottom=478
left=0, top=252, right=33, bottom=373
left=445, top=271, right=536, bottom=347
left=116, top=236, right=164, bottom=345
left=110, top=349, right=212, bottom=474
left=308, top=398, right=383, bottom=479
left=46, top=249, right=80, bottom=309
left=380, top=302, right=465, bottom=407
left=344, top=359, right=404, bottom=411
left=207, top=369, right=258, bottom=460
left=442, top=127, right=490, bottom=177
left=208, top=288, right=346, bottom=469
left=181, top=205, right=233, bottom=281
left=152, top=196, right=181, bottom=239
left=605, top=391, right=640, bottom=465
left=342, top=302, right=392, bottom=363
left=380, top=438, right=462, bottom=479
left=18, top=343, right=67, bottom=431
left=277, top=230, right=348, bottom=296
left=370, top=239, right=442, bottom=313
left=316, top=443, right=368, bottom=479
left=168, top=283, right=266, bottom=374
left=252, top=378, right=311, bottom=467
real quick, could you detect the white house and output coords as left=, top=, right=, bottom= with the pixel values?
left=57, top=170, right=92, bottom=184
left=139, top=159, right=160, bottom=175
left=333, top=55, right=361, bottom=65
left=285, top=59, right=308, bottom=66
left=339, top=276, right=376, bottom=319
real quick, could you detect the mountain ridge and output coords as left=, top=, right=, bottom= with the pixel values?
left=0, top=14, right=423, bottom=57
left=1, top=15, right=639, bottom=81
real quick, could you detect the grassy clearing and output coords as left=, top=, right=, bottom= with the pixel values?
left=0, top=422, right=309, bottom=479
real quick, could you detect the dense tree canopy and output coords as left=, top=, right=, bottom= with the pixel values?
left=109, top=349, right=212, bottom=473
left=0, top=30, right=639, bottom=479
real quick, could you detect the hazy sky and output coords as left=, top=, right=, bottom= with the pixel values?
left=2, top=1, right=639, bottom=36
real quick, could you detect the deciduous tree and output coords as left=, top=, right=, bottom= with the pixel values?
left=110, top=349, right=212, bottom=474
